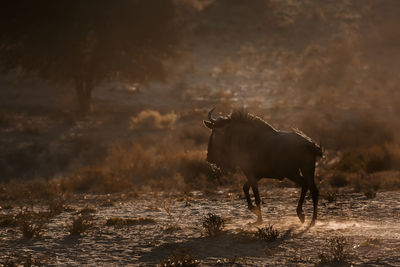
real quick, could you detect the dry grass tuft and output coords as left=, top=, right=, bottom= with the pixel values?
left=327, top=172, right=349, bottom=188
left=130, top=109, right=177, bottom=130
left=79, top=206, right=97, bottom=215
left=105, top=217, right=156, bottom=226
left=255, top=224, right=280, bottom=242
left=323, top=191, right=338, bottom=203
left=158, top=249, right=200, bottom=267
left=2, top=253, right=48, bottom=267
left=317, top=236, right=353, bottom=266
left=202, top=213, right=225, bottom=237
left=68, top=215, right=94, bottom=236
left=0, top=214, right=18, bottom=227
left=364, top=190, right=377, bottom=199
left=16, top=209, right=47, bottom=239
left=47, top=196, right=67, bottom=216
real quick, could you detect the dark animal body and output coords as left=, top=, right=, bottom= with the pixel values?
left=204, top=108, right=323, bottom=226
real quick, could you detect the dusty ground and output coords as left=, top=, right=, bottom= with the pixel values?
left=1, top=187, right=399, bottom=266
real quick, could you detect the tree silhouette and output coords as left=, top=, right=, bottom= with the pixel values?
left=0, top=0, right=182, bottom=114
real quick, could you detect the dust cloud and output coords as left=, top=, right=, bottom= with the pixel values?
left=1, top=0, right=400, bottom=265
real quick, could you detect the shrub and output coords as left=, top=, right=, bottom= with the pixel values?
left=335, top=144, right=400, bottom=174
left=16, top=210, right=46, bottom=239
left=105, top=217, right=156, bottom=226
left=158, top=249, right=200, bottom=267
left=255, top=224, right=280, bottom=242
left=79, top=206, right=97, bottom=215
left=364, top=190, right=377, bottom=199
left=318, top=236, right=352, bottom=266
left=47, top=196, right=67, bottom=216
left=202, top=213, right=225, bottom=237
left=329, top=172, right=349, bottom=188
left=68, top=215, right=94, bottom=236
left=324, top=191, right=337, bottom=203
left=0, top=215, right=18, bottom=227
left=20, top=219, right=44, bottom=239
left=130, top=109, right=177, bottom=130
left=2, top=253, right=47, bottom=267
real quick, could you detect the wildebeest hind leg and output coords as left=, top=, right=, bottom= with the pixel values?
left=309, top=182, right=319, bottom=226
left=296, top=185, right=307, bottom=223
left=251, top=183, right=262, bottom=223
left=303, top=164, right=319, bottom=227
left=243, top=182, right=254, bottom=210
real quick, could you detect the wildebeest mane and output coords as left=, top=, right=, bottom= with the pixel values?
left=229, top=109, right=277, bottom=132
left=228, top=109, right=322, bottom=156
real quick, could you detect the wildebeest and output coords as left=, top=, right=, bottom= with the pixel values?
left=203, top=108, right=323, bottom=226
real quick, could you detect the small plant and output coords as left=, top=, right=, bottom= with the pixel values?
left=158, top=249, right=200, bottom=267
left=163, top=223, right=182, bottom=233
left=364, top=190, right=377, bottom=199
left=318, top=236, right=352, bottom=266
left=79, top=206, right=97, bottom=215
left=255, top=224, right=279, bottom=242
left=329, top=172, right=349, bottom=188
left=202, top=213, right=225, bottom=237
left=20, top=219, right=45, bottom=239
left=216, top=256, right=247, bottom=266
left=324, top=191, right=337, bottom=203
left=0, top=215, right=18, bottom=227
left=68, top=215, right=94, bottom=236
left=105, top=217, right=156, bottom=226
left=15, top=209, right=46, bottom=239
left=2, top=253, right=47, bottom=267
left=47, top=196, right=67, bottom=216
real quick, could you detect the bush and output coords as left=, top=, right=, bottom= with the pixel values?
left=202, top=213, right=225, bottom=237
left=255, top=224, right=280, bottom=242
left=130, top=109, right=177, bottom=130
left=0, top=215, right=18, bottom=227
left=2, top=253, right=47, bottom=267
left=105, top=217, right=156, bottom=226
left=68, top=215, right=94, bottom=236
left=20, top=219, right=44, bottom=239
left=324, top=191, right=337, bottom=203
left=47, top=196, right=67, bottom=216
left=335, top=144, right=400, bottom=174
left=318, top=237, right=352, bottom=266
left=364, top=190, right=377, bottom=199
left=16, top=209, right=46, bottom=239
left=158, top=249, right=200, bottom=267
left=329, top=172, right=349, bottom=188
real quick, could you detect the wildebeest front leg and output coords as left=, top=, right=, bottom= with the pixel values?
left=310, top=182, right=319, bottom=226
left=243, top=182, right=254, bottom=210
left=251, top=183, right=263, bottom=223
left=296, top=185, right=307, bottom=223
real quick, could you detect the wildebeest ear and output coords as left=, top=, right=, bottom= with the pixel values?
left=203, top=120, right=214, bottom=129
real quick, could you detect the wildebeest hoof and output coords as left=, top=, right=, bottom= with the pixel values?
left=297, top=213, right=305, bottom=223
left=250, top=206, right=260, bottom=215
left=252, top=219, right=263, bottom=226
left=310, top=219, right=316, bottom=227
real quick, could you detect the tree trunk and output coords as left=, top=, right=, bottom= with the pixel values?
left=75, top=77, right=93, bottom=115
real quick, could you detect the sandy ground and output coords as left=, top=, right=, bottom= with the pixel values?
left=1, top=188, right=399, bottom=266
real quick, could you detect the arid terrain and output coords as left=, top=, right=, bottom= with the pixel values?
left=1, top=188, right=399, bottom=266
left=1, top=0, right=400, bottom=266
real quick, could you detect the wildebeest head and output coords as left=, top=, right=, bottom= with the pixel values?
left=203, top=108, right=233, bottom=170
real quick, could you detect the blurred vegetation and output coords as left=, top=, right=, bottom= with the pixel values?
left=0, top=0, right=184, bottom=114
left=0, top=0, right=400, bottom=199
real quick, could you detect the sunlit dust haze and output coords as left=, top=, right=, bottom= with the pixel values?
left=1, top=0, right=400, bottom=266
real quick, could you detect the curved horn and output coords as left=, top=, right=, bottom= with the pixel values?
left=208, top=107, right=217, bottom=123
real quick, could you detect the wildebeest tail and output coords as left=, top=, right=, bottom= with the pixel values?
left=309, top=142, right=323, bottom=157
left=293, top=128, right=323, bottom=157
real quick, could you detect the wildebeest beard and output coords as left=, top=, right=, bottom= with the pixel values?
left=206, top=129, right=237, bottom=173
